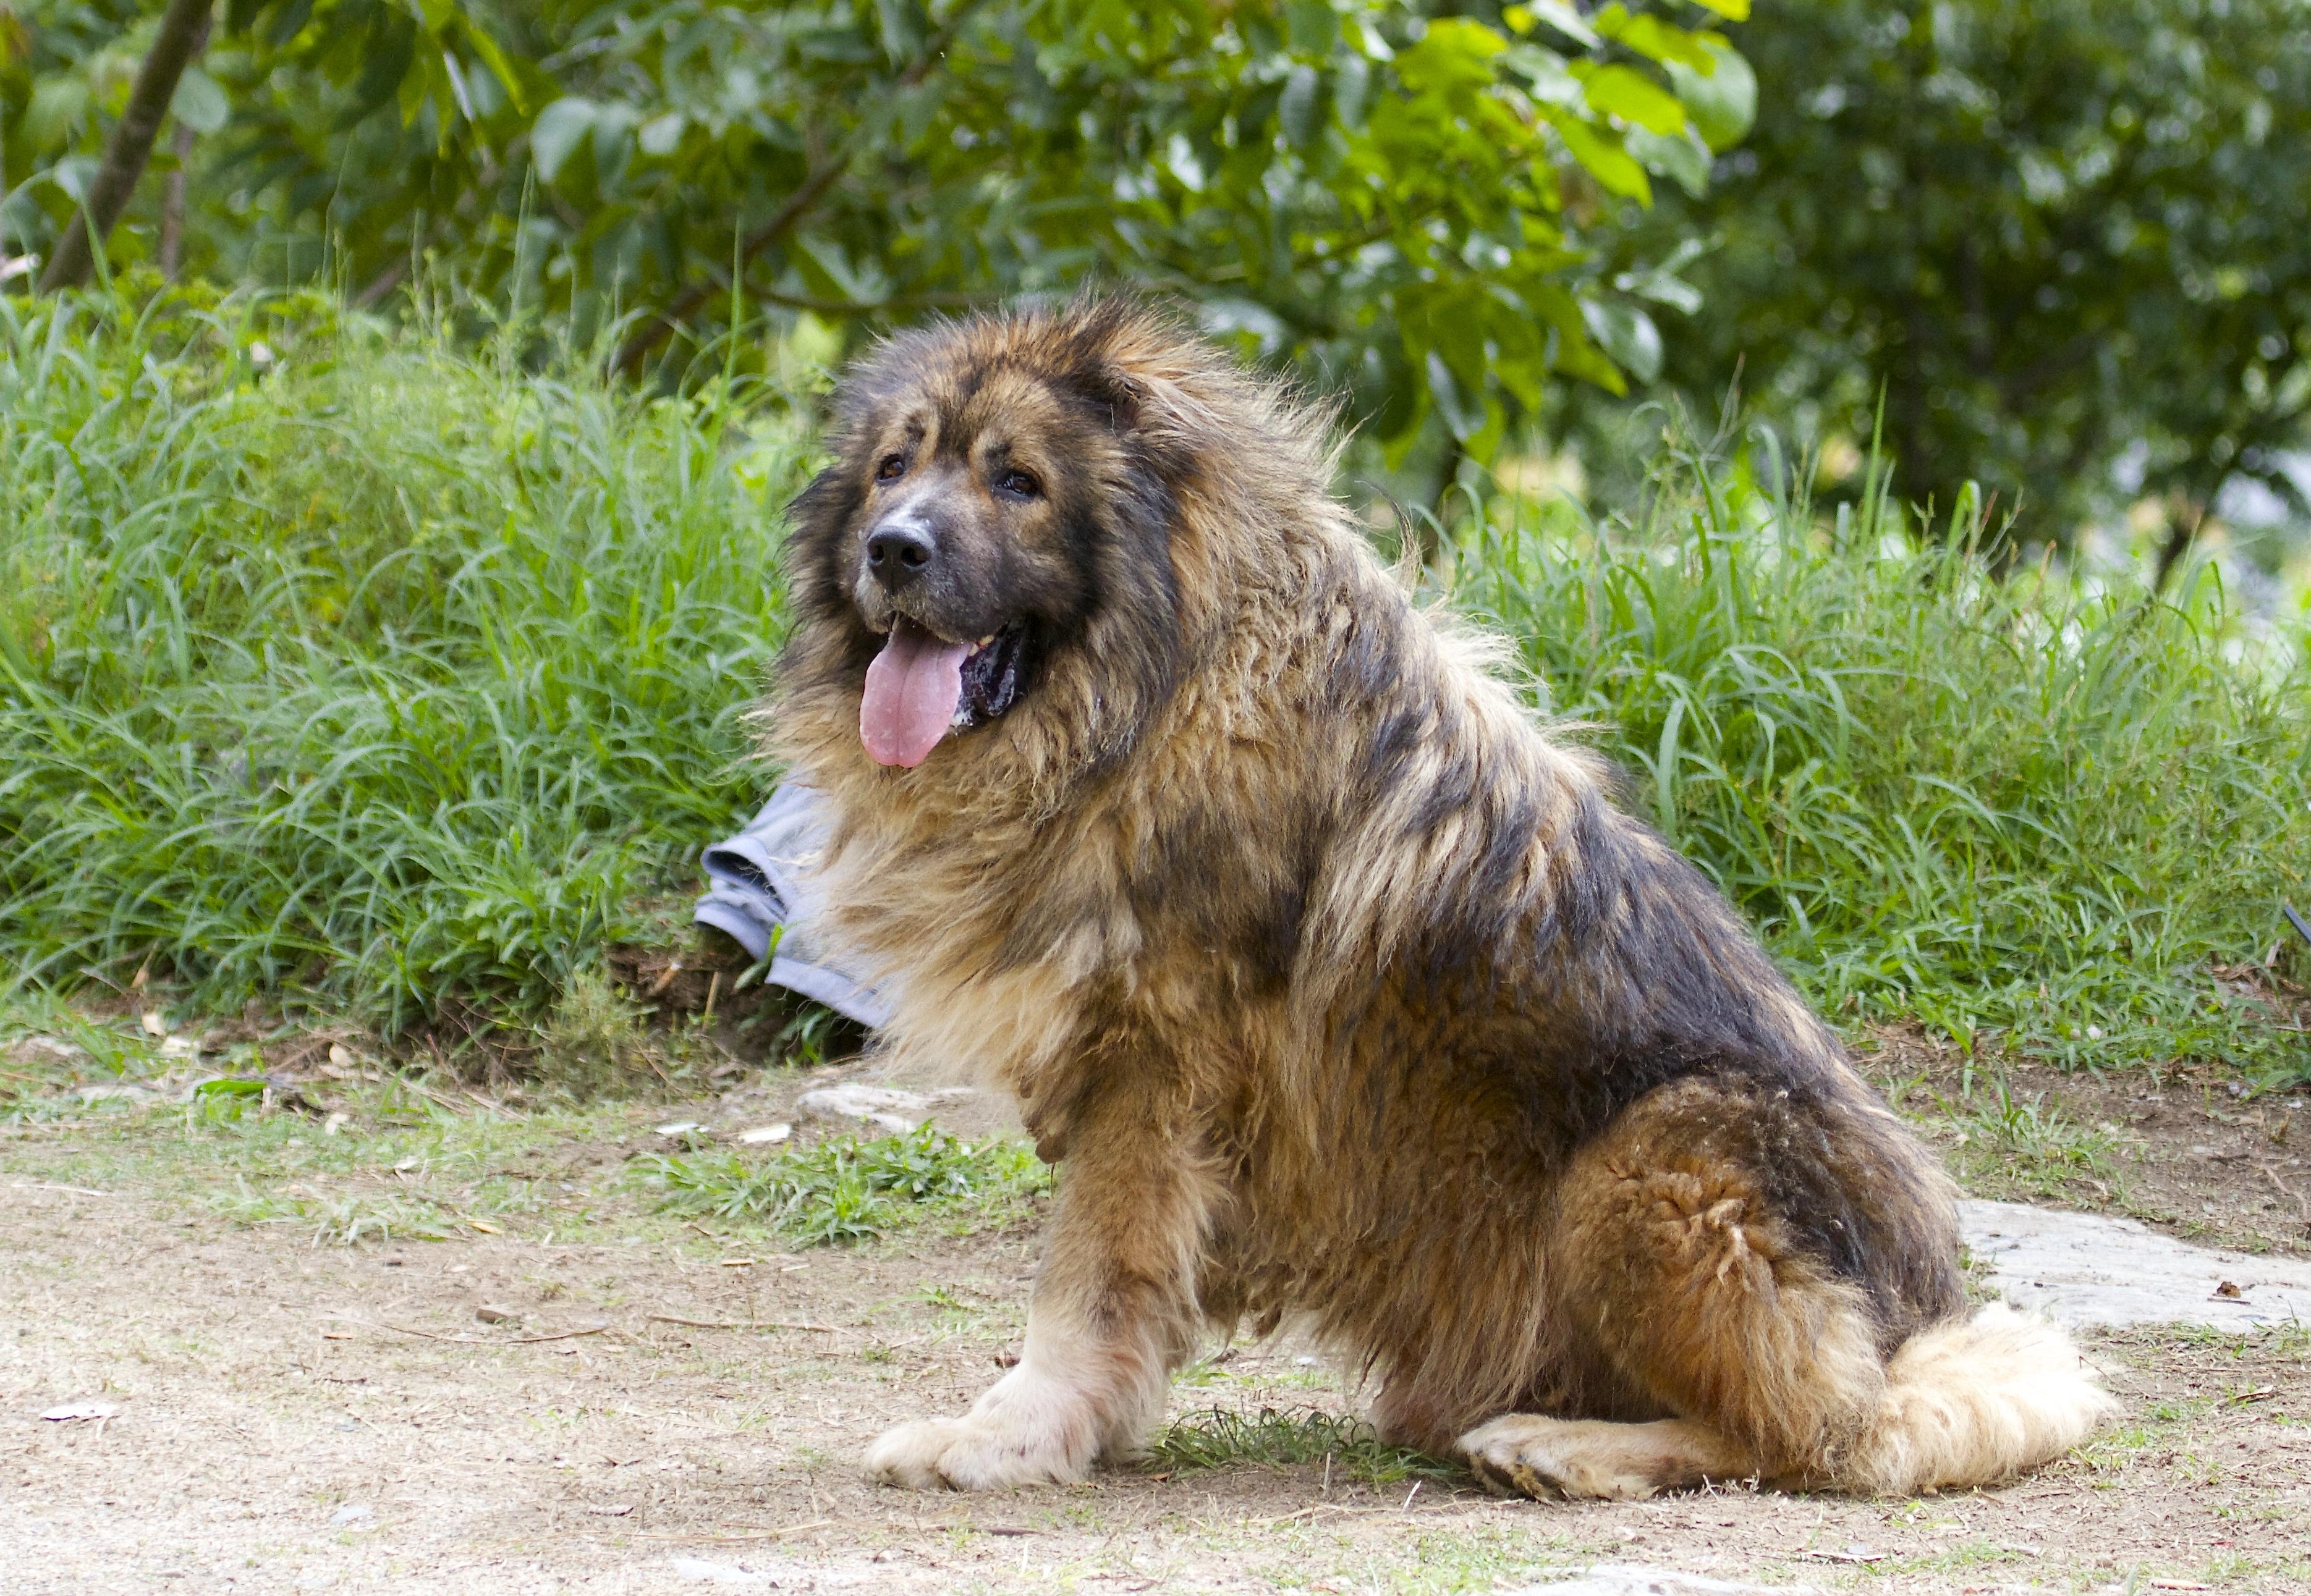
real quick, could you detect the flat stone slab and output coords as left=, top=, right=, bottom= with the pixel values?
left=794, top=1081, right=981, bottom=1135
left=1504, top=1566, right=1813, bottom=1596
left=1959, top=1198, right=2311, bottom=1330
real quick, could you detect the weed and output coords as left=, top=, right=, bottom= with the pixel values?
left=537, top=970, right=661, bottom=1099
left=1938, top=1075, right=2123, bottom=1199
left=632, top=1123, right=1049, bottom=1246
left=208, top=1181, right=452, bottom=1246
left=1142, top=1404, right=1462, bottom=1486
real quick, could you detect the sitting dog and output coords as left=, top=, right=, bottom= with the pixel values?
left=771, top=300, right=2112, bottom=1498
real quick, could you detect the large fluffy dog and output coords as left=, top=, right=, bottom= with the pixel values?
left=774, top=301, right=2112, bottom=1499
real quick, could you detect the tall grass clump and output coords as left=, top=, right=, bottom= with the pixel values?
left=1448, top=425, right=2311, bottom=1078
left=0, top=284, right=810, bottom=1032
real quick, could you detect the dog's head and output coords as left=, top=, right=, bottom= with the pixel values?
left=783, top=300, right=1291, bottom=781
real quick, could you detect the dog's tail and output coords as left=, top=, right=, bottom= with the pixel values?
left=1842, top=1303, right=2116, bottom=1495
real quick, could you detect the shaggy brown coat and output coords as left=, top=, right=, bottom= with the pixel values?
left=774, top=300, right=2113, bottom=1498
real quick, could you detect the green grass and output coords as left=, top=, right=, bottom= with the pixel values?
left=1142, top=1404, right=1462, bottom=1485
left=2, top=282, right=2306, bottom=1080
left=632, top=1123, right=1051, bottom=1245
left=0, top=279, right=803, bottom=1036
left=1443, top=422, right=2311, bottom=1078
left=1931, top=1075, right=2125, bottom=1202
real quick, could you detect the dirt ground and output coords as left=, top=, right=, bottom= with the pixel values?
left=5, top=1037, right=2309, bottom=1595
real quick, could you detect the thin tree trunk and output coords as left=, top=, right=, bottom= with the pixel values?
left=1420, top=433, right=1465, bottom=568
left=38, top=0, right=213, bottom=293
left=2153, top=496, right=2209, bottom=590
left=158, top=121, right=193, bottom=281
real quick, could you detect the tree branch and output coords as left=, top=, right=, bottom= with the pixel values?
left=613, top=158, right=847, bottom=376
left=38, top=0, right=213, bottom=293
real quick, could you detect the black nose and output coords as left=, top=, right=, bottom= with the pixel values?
left=865, top=521, right=936, bottom=591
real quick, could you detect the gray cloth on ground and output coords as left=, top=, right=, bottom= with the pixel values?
left=693, top=780, right=893, bottom=1030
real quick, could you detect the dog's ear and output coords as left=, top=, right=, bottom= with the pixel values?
left=787, top=462, right=856, bottom=533
left=1072, top=363, right=1145, bottom=436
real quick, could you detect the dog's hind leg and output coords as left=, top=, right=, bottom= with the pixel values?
left=1460, top=1165, right=1880, bottom=1496
left=1459, top=1077, right=2110, bottom=1500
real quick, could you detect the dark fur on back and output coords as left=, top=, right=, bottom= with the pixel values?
left=773, top=302, right=2042, bottom=1488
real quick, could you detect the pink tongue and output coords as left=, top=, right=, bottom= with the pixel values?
left=860, top=619, right=972, bottom=768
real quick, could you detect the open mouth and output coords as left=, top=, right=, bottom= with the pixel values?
left=859, top=616, right=1034, bottom=768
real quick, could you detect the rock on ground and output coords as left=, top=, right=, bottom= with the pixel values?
left=1960, top=1198, right=2311, bottom=1329
left=794, top=1081, right=984, bottom=1135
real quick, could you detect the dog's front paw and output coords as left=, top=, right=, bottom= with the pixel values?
left=864, top=1415, right=1088, bottom=1491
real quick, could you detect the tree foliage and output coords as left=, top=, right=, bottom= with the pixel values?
left=1626, top=0, right=2311, bottom=552
left=1, top=0, right=1756, bottom=457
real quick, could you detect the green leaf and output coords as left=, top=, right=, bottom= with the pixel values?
left=1578, top=64, right=1688, bottom=136
left=1504, top=44, right=1584, bottom=111
left=875, top=0, right=923, bottom=61
left=1506, top=1, right=1600, bottom=48
left=1286, top=0, right=1338, bottom=56
left=1582, top=298, right=1663, bottom=382
left=455, top=18, right=536, bottom=117
left=171, top=67, right=231, bottom=136
left=23, top=75, right=90, bottom=153
left=638, top=113, right=685, bottom=158
left=1666, top=40, right=1757, bottom=151
left=1397, top=17, right=1508, bottom=96
left=531, top=98, right=596, bottom=184
left=1425, top=348, right=1488, bottom=442
left=1595, top=6, right=1716, bottom=72
left=1552, top=115, right=1653, bottom=203
left=1335, top=53, right=1372, bottom=129
left=1279, top=63, right=1320, bottom=150
left=1685, top=0, right=1751, bottom=18
left=1627, top=125, right=1711, bottom=197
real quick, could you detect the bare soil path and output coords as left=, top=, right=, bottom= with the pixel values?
left=4, top=1042, right=2307, bottom=1595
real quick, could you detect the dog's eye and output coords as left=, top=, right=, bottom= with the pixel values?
left=875, top=454, right=906, bottom=482
left=997, top=468, right=1041, bottom=500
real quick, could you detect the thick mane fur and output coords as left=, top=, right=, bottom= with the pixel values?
left=770, top=300, right=2111, bottom=1492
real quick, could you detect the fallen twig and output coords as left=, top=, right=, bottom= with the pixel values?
left=2258, top=1162, right=2311, bottom=1227
left=323, top=1314, right=610, bottom=1345
left=12, top=1180, right=116, bottom=1198
left=644, top=1314, right=838, bottom=1333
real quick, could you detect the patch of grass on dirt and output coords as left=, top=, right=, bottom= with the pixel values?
left=1935, top=1075, right=2124, bottom=1202
left=1143, top=1405, right=1461, bottom=1486
left=632, top=1123, right=1049, bottom=1246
